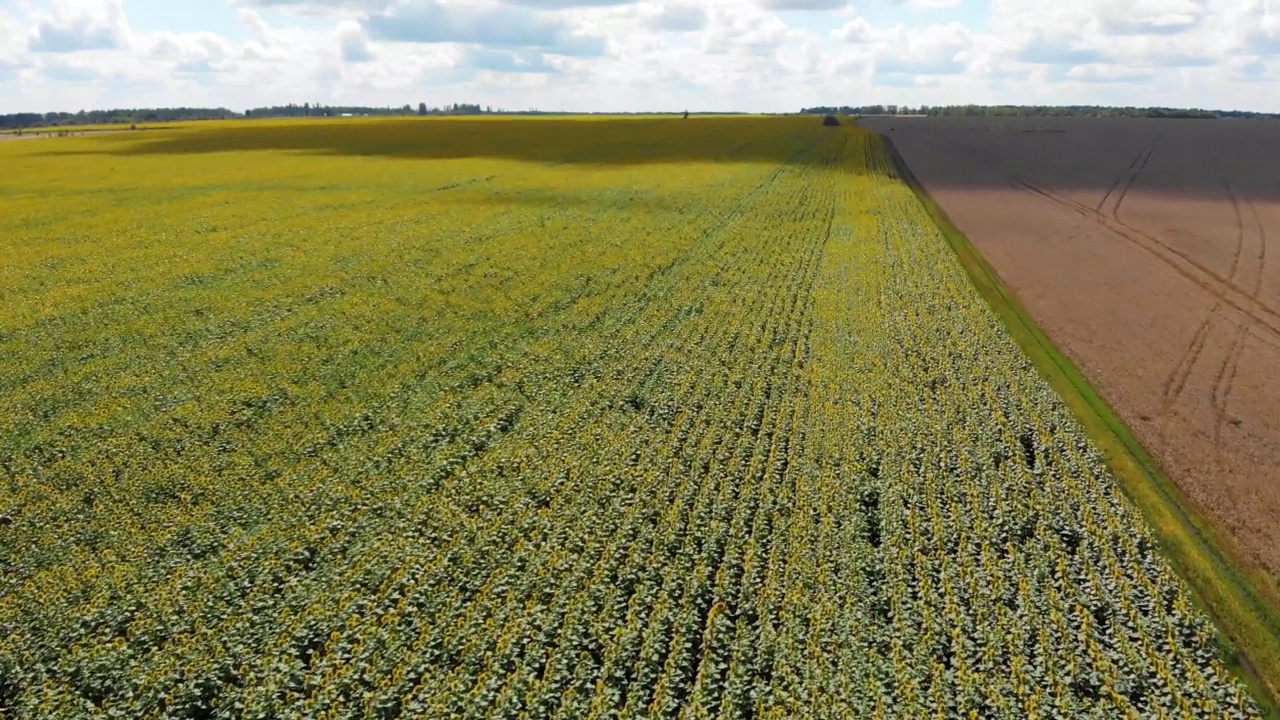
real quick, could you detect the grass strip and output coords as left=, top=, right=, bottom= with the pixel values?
left=875, top=130, right=1280, bottom=716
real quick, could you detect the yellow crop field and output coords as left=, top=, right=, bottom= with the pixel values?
left=0, top=117, right=1264, bottom=718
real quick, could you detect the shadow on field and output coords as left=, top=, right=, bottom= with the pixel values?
left=32, top=117, right=883, bottom=170
left=39, top=116, right=1280, bottom=199
left=860, top=115, right=1280, bottom=200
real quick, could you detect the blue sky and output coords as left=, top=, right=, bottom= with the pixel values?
left=1, top=0, right=1277, bottom=114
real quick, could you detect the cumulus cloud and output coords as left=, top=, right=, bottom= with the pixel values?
left=889, top=0, right=963, bottom=9
left=361, top=0, right=607, bottom=56
left=499, top=0, right=638, bottom=7
left=761, top=0, right=849, bottom=10
left=3, top=0, right=1280, bottom=115
left=40, top=57, right=103, bottom=81
left=1094, top=0, right=1203, bottom=35
left=466, top=47, right=558, bottom=72
left=703, top=4, right=793, bottom=54
left=29, top=0, right=129, bottom=53
left=831, top=17, right=872, bottom=43
left=337, top=21, right=374, bottom=62
left=1225, top=58, right=1270, bottom=82
left=1065, top=63, right=1154, bottom=83
left=831, top=16, right=975, bottom=83
left=0, top=11, right=29, bottom=72
left=1104, top=33, right=1219, bottom=67
left=876, top=23, right=972, bottom=75
left=232, top=0, right=398, bottom=10
left=148, top=31, right=237, bottom=73
left=1017, top=41, right=1107, bottom=65
left=646, top=3, right=708, bottom=32
left=1241, top=0, right=1280, bottom=55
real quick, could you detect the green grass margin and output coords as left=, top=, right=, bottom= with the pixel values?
left=873, top=130, right=1280, bottom=715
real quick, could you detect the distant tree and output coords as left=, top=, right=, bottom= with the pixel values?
left=303, top=102, right=311, bottom=116
left=418, top=102, right=428, bottom=116
left=822, top=114, right=840, bottom=126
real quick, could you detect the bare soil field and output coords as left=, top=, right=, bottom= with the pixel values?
left=863, top=115, right=1280, bottom=584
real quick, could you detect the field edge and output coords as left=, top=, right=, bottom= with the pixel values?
left=873, top=130, right=1280, bottom=715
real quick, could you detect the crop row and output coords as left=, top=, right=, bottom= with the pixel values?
left=0, top=118, right=1261, bottom=718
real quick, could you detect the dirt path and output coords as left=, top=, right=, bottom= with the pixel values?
left=866, top=116, right=1280, bottom=585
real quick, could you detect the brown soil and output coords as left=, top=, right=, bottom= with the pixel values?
left=864, top=116, right=1280, bottom=581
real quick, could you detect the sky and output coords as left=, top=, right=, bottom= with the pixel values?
left=0, top=0, right=1278, bottom=114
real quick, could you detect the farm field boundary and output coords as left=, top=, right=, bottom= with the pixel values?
left=876, top=130, right=1280, bottom=713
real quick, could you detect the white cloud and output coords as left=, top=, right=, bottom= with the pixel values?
left=645, top=3, right=707, bottom=32
left=28, top=0, right=129, bottom=53
left=876, top=22, right=972, bottom=75
left=831, top=17, right=872, bottom=43
left=465, top=47, right=558, bottom=72
left=147, top=31, right=237, bottom=73
left=1065, top=62, right=1155, bottom=83
left=831, top=17, right=975, bottom=83
left=0, top=11, right=30, bottom=74
left=703, top=3, right=794, bottom=54
left=360, top=0, right=607, bottom=56
left=762, top=0, right=849, bottom=10
left=2, top=0, right=1280, bottom=114
left=889, top=0, right=962, bottom=9
left=337, top=20, right=373, bottom=62
left=500, top=0, right=639, bottom=7
left=231, top=0, right=397, bottom=10
left=1094, top=0, right=1204, bottom=35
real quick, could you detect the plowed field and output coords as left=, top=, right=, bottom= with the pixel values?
left=863, top=115, right=1280, bottom=586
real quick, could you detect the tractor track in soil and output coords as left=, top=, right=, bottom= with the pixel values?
left=901, top=127, right=1280, bottom=426
left=1095, top=147, right=1146, bottom=213
left=927, top=125, right=1280, bottom=326
left=1205, top=187, right=1240, bottom=454
left=1205, top=181, right=1265, bottom=453
left=1006, top=167, right=1280, bottom=350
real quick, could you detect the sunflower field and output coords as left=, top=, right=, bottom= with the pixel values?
left=0, top=116, right=1263, bottom=718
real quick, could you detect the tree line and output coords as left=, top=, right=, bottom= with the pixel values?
left=0, top=102, right=527, bottom=130
left=800, top=104, right=1280, bottom=120
left=243, top=102, right=499, bottom=118
left=0, top=106, right=239, bottom=129
left=16, top=102, right=1270, bottom=131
